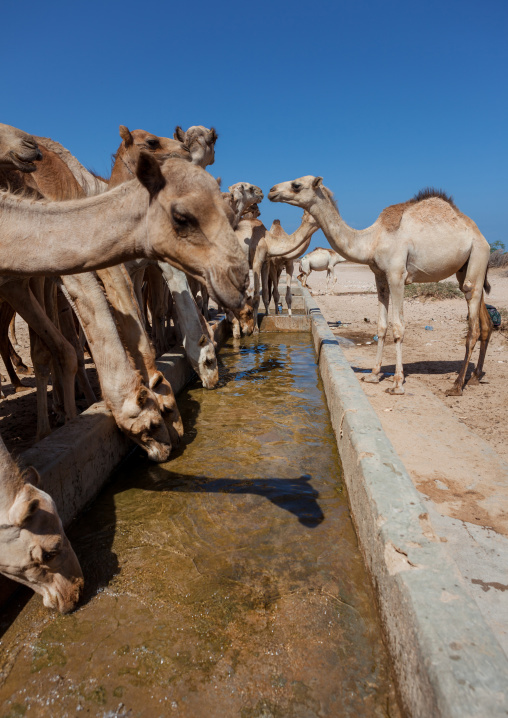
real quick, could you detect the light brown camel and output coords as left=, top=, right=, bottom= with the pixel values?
left=267, top=212, right=320, bottom=314
left=0, top=154, right=249, bottom=307
left=0, top=433, right=83, bottom=612
left=0, top=135, right=175, bottom=455
left=234, top=199, right=320, bottom=322
left=269, top=178, right=492, bottom=395
left=174, top=125, right=218, bottom=168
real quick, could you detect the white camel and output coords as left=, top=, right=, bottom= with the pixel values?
left=269, top=177, right=492, bottom=396
left=298, top=247, right=346, bottom=292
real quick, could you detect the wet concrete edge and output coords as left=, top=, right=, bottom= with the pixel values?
left=301, top=285, right=508, bottom=717
left=0, top=317, right=230, bottom=605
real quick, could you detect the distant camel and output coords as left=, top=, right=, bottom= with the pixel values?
left=297, top=247, right=346, bottom=292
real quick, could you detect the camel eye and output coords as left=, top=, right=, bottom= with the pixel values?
left=291, top=182, right=302, bottom=192
left=146, top=138, right=160, bottom=149
left=171, top=207, right=196, bottom=228
left=42, top=550, right=58, bottom=563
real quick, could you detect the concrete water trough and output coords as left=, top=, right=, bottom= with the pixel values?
left=0, top=280, right=507, bottom=717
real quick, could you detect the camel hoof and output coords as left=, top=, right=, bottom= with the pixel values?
left=14, top=384, right=30, bottom=393
left=362, top=372, right=382, bottom=384
left=468, top=372, right=484, bottom=386
left=386, top=385, right=404, bottom=395
left=445, top=386, right=463, bottom=397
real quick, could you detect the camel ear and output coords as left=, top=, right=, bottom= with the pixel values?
left=174, top=126, right=186, bottom=143
left=119, top=125, right=134, bottom=147
left=21, top=466, right=40, bottom=487
left=8, top=485, right=40, bottom=527
left=198, top=334, right=208, bottom=348
left=273, top=219, right=280, bottom=225
left=208, top=128, right=218, bottom=144
left=216, top=177, right=222, bottom=189
left=312, top=176, right=323, bottom=189
left=136, top=152, right=166, bottom=199
left=136, top=385, right=151, bottom=408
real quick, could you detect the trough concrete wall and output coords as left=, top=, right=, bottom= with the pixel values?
left=301, top=286, right=508, bottom=717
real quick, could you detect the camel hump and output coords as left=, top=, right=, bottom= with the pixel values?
left=380, top=187, right=459, bottom=233
left=412, top=187, right=456, bottom=208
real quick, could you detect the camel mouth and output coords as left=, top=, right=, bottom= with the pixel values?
left=208, top=268, right=247, bottom=311
left=9, top=150, right=42, bottom=173
left=268, top=190, right=280, bottom=202
left=144, top=440, right=172, bottom=463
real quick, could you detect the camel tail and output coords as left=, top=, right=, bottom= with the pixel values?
left=484, top=267, right=491, bottom=295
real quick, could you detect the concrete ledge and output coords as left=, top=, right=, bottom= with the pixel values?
left=258, top=314, right=310, bottom=332
left=0, top=318, right=229, bottom=606
left=301, top=285, right=508, bottom=717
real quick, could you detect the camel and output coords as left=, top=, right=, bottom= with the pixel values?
left=174, top=125, right=218, bottom=168
left=0, top=155, right=249, bottom=307
left=269, top=177, right=492, bottom=395
left=234, top=200, right=319, bottom=323
left=267, top=212, right=320, bottom=314
left=0, top=132, right=176, bottom=456
left=298, top=247, right=346, bottom=292
left=0, top=433, right=83, bottom=612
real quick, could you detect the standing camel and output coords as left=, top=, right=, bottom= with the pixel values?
left=269, top=178, right=492, bottom=396
left=298, top=247, right=346, bottom=292
left=267, top=212, right=320, bottom=314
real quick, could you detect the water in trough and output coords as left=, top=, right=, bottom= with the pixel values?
left=0, top=334, right=400, bottom=717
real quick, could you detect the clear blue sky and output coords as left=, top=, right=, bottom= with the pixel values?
left=3, top=0, right=507, bottom=250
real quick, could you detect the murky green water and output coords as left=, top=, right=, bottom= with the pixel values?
left=0, top=335, right=400, bottom=718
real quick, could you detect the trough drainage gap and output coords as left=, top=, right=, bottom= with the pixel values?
left=0, top=334, right=400, bottom=717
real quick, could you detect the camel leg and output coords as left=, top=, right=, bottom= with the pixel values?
left=364, top=274, right=390, bottom=385
left=469, top=297, right=493, bottom=385
left=326, top=269, right=333, bottom=294
left=385, top=274, right=406, bottom=394
left=0, top=280, right=78, bottom=439
left=252, top=251, right=265, bottom=333
left=0, top=303, right=30, bottom=392
left=446, top=256, right=489, bottom=395
left=269, top=264, right=279, bottom=315
left=57, top=289, right=97, bottom=407
left=286, top=261, right=293, bottom=316
left=8, top=312, right=19, bottom=350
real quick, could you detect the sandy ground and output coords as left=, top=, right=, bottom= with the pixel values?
left=305, top=264, right=508, bottom=464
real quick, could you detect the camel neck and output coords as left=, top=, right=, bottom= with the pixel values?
left=308, top=194, right=374, bottom=264
left=0, top=183, right=150, bottom=277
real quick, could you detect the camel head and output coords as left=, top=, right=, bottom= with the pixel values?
left=148, top=370, right=184, bottom=444
left=194, top=333, right=219, bottom=389
left=0, top=466, right=83, bottom=613
left=173, top=125, right=218, bottom=168
left=231, top=292, right=256, bottom=335
left=0, top=123, right=42, bottom=172
left=228, top=182, right=264, bottom=212
left=110, top=126, right=191, bottom=186
left=268, top=176, right=326, bottom=210
left=136, top=154, right=250, bottom=311
left=115, top=382, right=173, bottom=462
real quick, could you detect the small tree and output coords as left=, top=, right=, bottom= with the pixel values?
left=490, top=240, right=506, bottom=253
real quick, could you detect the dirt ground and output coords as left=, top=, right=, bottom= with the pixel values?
left=304, top=263, right=508, bottom=465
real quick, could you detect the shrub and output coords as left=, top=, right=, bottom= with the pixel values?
left=404, top=281, right=462, bottom=300
left=489, top=250, right=508, bottom=268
